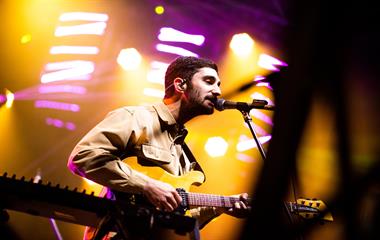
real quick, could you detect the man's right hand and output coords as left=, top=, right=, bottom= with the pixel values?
left=142, top=178, right=182, bottom=212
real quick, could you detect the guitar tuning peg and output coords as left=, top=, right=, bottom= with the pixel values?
left=11, top=174, right=16, bottom=179
left=2, top=172, right=8, bottom=177
left=20, top=176, right=25, bottom=181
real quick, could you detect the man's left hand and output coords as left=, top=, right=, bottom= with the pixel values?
left=216, top=193, right=251, bottom=218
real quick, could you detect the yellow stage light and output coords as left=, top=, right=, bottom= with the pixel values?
left=117, top=48, right=142, bottom=71
left=20, top=34, right=32, bottom=44
left=204, top=137, right=228, bottom=157
left=229, top=33, right=254, bottom=57
left=155, top=5, right=165, bottom=15
left=5, top=89, right=14, bottom=108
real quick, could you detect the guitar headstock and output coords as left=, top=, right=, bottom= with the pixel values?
left=290, top=198, right=333, bottom=222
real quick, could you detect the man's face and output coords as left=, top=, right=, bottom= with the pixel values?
left=185, top=67, right=221, bottom=115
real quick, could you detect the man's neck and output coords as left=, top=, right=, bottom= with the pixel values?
left=163, top=97, right=193, bottom=125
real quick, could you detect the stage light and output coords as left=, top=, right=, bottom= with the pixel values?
left=38, top=85, right=87, bottom=94
left=41, top=60, right=95, bottom=83
left=117, top=48, right=142, bottom=71
left=204, top=137, right=228, bottom=157
left=46, top=117, right=76, bottom=131
left=0, top=94, right=5, bottom=106
left=35, top=100, right=80, bottom=112
left=257, top=53, right=287, bottom=71
left=20, top=34, right=32, bottom=44
left=55, top=22, right=107, bottom=37
left=155, top=6, right=165, bottom=15
left=5, top=89, right=14, bottom=108
left=50, top=46, right=99, bottom=55
left=229, top=33, right=254, bottom=57
left=236, top=135, right=271, bottom=152
left=158, top=27, right=205, bottom=46
left=156, top=43, right=198, bottom=57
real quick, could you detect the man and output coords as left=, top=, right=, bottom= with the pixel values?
left=68, top=56, right=249, bottom=239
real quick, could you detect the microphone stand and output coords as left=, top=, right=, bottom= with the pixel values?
left=239, top=109, right=267, bottom=161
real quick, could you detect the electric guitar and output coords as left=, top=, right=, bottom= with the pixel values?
left=119, top=157, right=333, bottom=222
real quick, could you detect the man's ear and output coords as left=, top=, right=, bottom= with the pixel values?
left=174, top=78, right=187, bottom=92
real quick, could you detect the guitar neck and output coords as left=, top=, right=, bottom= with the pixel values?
left=182, top=192, right=243, bottom=208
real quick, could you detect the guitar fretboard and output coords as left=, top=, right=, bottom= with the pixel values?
left=180, top=191, right=243, bottom=208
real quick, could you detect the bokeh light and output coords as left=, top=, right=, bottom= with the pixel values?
left=229, top=33, right=254, bottom=57
left=155, top=5, right=165, bottom=15
left=117, top=48, right=142, bottom=71
left=204, top=137, right=229, bottom=157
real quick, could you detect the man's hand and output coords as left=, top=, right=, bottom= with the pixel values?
left=216, top=193, right=251, bottom=218
left=143, top=178, right=182, bottom=212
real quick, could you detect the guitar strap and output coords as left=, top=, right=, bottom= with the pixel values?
left=182, top=143, right=206, bottom=182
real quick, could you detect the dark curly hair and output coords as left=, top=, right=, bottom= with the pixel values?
left=164, top=56, right=218, bottom=99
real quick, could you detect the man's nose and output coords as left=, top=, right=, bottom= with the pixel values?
left=212, top=85, right=221, bottom=96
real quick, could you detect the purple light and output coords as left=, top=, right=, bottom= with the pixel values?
left=156, top=44, right=198, bottom=57
left=250, top=109, right=273, bottom=125
left=41, top=61, right=95, bottom=83
left=236, top=135, right=272, bottom=152
left=46, top=117, right=76, bottom=131
left=0, top=94, right=5, bottom=104
left=254, top=76, right=266, bottom=81
left=258, top=54, right=288, bottom=71
left=35, top=100, right=80, bottom=112
left=38, top=85, right=87, bottom=94
left=65, top=122, right=76, bottom=130
left=158, top=27, right=205, bottom=46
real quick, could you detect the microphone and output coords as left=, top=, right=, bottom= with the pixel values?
left=215, top=98, right=274, bottom=111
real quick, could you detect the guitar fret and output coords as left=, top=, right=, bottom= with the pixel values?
left=185, top=192, right=238, bottom=208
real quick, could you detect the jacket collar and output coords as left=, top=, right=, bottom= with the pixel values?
left=153, top=102, right=188, bottom=143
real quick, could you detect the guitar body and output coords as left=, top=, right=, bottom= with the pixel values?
left=124, top=156, right=205, bottom=192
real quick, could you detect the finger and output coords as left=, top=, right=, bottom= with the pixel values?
left=166, top=195, right=179, bottom=211
left=173, top=191, right=182, bottom=205
left=240, top=193, right=249, bottom=201
left=234, top=202, right=241, bottom=209
left=162, top=201, right=174, bottom=212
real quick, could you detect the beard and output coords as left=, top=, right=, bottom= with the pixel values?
left=187, top=88, right=215, bottom=115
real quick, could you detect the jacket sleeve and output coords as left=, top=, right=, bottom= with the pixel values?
left=67, top=108, right=152, bottom=193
